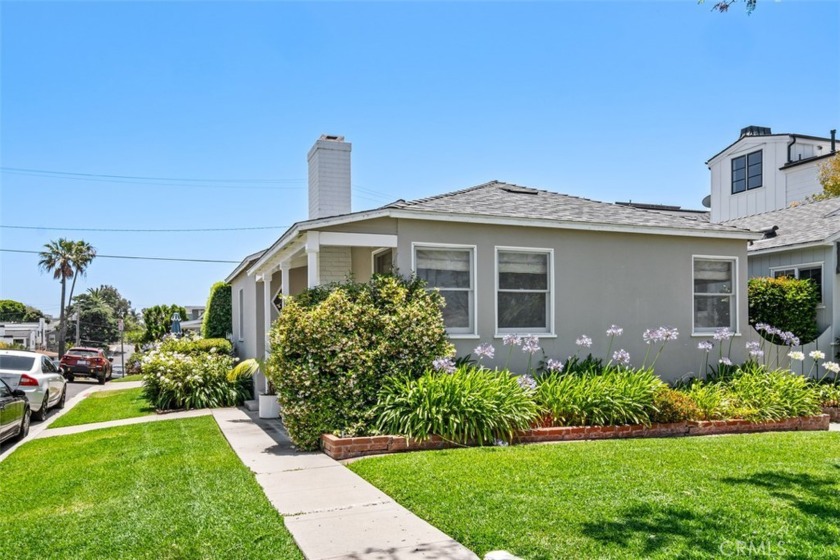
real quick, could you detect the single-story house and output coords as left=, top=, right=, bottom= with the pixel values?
left=0, top=319, right=55, bottom=351
left=229, top=135, right=760, bottom=385
left=180, top=305, right=206, bottom=333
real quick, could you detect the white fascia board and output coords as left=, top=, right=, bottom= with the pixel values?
left=318, top=232, right=398, bottom=247
left=388, top=209, right=760, bottom=241
left=748, top=241, right=833, bottom=256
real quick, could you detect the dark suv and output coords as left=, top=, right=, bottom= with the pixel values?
left=60, top=347, right=113, bottom=384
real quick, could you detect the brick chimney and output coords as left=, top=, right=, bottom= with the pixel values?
left=308, top=135, right=351, bottom=220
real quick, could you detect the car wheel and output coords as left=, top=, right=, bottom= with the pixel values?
left=98, top=373, right=106, bottom=385
left=64, top=373, right=75, bottom=383
left=57, top=386, right=67, bottom=409
left=14, top=409, right=31, bottom=442
left=32, top=394, right=48, bottom=422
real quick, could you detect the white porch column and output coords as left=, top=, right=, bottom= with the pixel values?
left=281, top=264, right=291, bottom=298
left=262, top=276, right=273, bottom=361
left=306, top=231, right=320, bottom=288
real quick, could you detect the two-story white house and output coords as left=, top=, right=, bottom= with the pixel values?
left=708, top=125, right=839, bottom=352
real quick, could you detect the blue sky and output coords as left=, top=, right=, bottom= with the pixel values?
left=1, top=1, right=838, bottom=316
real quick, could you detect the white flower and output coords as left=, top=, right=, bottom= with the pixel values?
left=575, top=335, right=593, bottom=348
left=823, top=361, right=840, bottom=374
left=809, top=350, right=825, bottom=361
left=612, top=349, right=630, bottom=365
left=719, top=357, right=733, bottom=366
left=788, top=351, right=805, bottom=362
left=697, top=341, right=713, bottom=352
left=606, top=325, right=624, bottom=337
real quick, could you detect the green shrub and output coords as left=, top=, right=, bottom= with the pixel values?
left=725, top=368, right=821, bottom=421
left=748, top=276, right=819, bottom=344
left=141, top=304, right=189, bottom=343
left=266, top=275, right=454, bottom=450
left=815, top=383, right=840, bottom=407
left=141, top=350, right=250, bottom=410
left=534, top=368, right=662, bottom=427
left=201, top=281, right=232, bottom=339
left=374, top=367, right=539, bottom=445
left=650, top=387, right=701, bottom=423
left=685, top=382, right=729, bottom=420
left=159, top=335, right=232, bottom=355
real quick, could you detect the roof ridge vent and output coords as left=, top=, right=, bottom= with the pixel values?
left=500, top=185, right=539, bottom=195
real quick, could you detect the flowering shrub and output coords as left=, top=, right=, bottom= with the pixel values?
left=159, top=333, right=232, bottom=355
left=534, top=368, right=662, bottom=427
left=266, top=275, right=453, bottom=450
left=141, top=349, right=250, bottom=410
left=374, top=366, right=539, bottom=445
left=748, top=276, right=819, bottom=345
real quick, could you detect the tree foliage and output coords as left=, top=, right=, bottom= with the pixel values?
left=141, top=304, right=189, bottom=343
left=0, top=300, right=47, bottom=323
left=201, top=281, right=232, bottom=339
left=817, top=154, right=840, bottom=199
left=748, top=276, right=819, bottom=344
left=700, top=0, right=757, bottom=13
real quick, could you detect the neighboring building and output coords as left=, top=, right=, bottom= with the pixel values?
left=181, top=305, right=206, bottom=333
left=0, top=319, right=56, bottom=350
left=230, top=135, right=759, bottom=382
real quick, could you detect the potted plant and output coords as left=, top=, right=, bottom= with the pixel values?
left=228, top=358, right=279, bottom=417
left=259, top=379, right=280, bottom=419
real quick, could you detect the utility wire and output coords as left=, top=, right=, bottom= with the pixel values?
left=1, top=249, right=238, bottom=264
left=1, top=225, right=288, bottom=233
left=0, top=166, right=302, bottom=183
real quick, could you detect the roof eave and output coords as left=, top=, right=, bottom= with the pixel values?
left=748, top=240, right=834, bottom=256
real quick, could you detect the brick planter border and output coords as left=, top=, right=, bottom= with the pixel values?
left=321, top=415, right=830, bottom=461
left=824, top=407, right=840, bottom=422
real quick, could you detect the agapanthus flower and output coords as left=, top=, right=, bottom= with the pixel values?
left=545, top=358, right=564, bottom=372
left=749, top=349, right=764, bottom=359
left=432, top=357, right=456, bottom=373
left=503, top=334, right=522, bottom=346
left=575, top=335, right=593, bottom=348
left=713, top=327, right=734, bottom=341
left=606, top=325, right=624, bottom=337
left=516, top=375, right=537, bottom=391
left=823, top=361, right=840, bottom=374
left=521, top=335, right=541, bottom=354
left=661, top=327, right=679, bottom=341
left=755, top=322, right=769, bottom=332
left=643, top=329, right=658, bottom=345
left=612, top=349, right=630, bottom=365
left=697, top=341, right=713, bottom=352
left=745, top=341, right=761, bottom=352
left=809, top=350, right=825, bottom=360
left=473, top=343, right=495, bottom=360
left=788, top=351, right=805, bottom=362
left=719, top=357, right=733, bottom=366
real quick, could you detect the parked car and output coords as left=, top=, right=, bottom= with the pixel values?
left=0, top=350, right=67, bottom=422
left=0, top=377, right=30, bottom=445
left=60, top=347, right=113, bottom=384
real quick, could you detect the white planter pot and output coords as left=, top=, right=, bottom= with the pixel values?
left=258, top=394, right=280, bottom=419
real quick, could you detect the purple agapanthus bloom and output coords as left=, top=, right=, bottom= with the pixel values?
left=719, top=357, right=733, bottom=366
left=749, top=349, right=764, bottom=359
left=432, top=357, right=456, bottom=374
left=746, top=341, right=761, bottom=352
left=642, top=329, right=659, bottom=345
left=606, top=324, right=624, bottom=337
left=754, top=322, right=769, bottom=332
left=473, top=343, right=495, bottom=360
left=516, top=374, right=537, bottom=391
left=662, top=327, right=679, bottom=341
left=576, top=335, right=593, bottom=348
left=503, top=334, right=522, bottom=346
left=612, top=349, right=630, bottom=365
left=713, top=327, right=734, bottom=341
left=546, top=358, right=564, bottom=372
left=697, top=341, right=713, bottom=352
left=521, top=335, right=541, bottom=354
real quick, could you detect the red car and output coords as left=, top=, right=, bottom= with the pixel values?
left=60, top=347, right=113, bottom=384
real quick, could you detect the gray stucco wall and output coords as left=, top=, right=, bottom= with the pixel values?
left=394, top=219, right=750, bottom=382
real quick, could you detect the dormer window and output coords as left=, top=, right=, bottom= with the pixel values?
left=731, top=150, right=763, bottom=194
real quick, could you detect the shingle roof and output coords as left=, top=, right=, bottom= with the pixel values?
left=385, top=181, right=744, bottom=234
left=722, top=197, right=840, bottom=251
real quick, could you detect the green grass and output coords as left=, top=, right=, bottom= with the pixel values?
left=349, top=432, right=840, bottom=559
left=113, top=374, right=143, bottom=383
left=49, top=387, right=155, bottom=429
left=0, top=416, right=303, bottom=560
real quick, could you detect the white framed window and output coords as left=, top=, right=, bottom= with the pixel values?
left=372, top=248, right=394, bottom=276
left=771, top=263, right=823, bottom=303
left=693, top=256, right=738, bottom=335
left=237, top=289, right=244, bottom=341
left=412, top=243, right=476, bottom=336
left=495, top=247, right=553, bottom=335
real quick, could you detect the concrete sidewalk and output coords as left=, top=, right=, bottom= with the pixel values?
left=37, top=408, right=213, bottom=439
left=212, top=408, right=478, bottom=560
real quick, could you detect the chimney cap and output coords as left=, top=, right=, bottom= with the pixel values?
left=740, top=126, right=772, bottom=138
left=319, top=134, right=345, bottom=142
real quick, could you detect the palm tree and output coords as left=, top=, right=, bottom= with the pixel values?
left=38, top=239, right=96, bottom=357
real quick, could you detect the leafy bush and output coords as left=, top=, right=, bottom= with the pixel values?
left=748, top=276, right=819, bottom=345
left=684, top=382, right=728, bottom=420
left=534, top=368, right=662, bottom=427
left=141, top=304, right=189, bottom=343
left=725, top=368, right=821, bottom=421
left=650, top=387, right=701, bottom=423
left=141, top=350, right=250, bottom=410
left=266, top=275, right=454, bottom=450
left=201, top=281, right=232, bottom=339
left=159, top=335, right=232, bottom=355
left=814, top=383, right=840, bottom=407
left=375, top=367, right=539, bottom=445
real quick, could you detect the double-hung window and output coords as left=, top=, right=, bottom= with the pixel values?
left=496, top=248, right=552, bottom=334
left=414, top=245, right=475, bottom=335
left=731, top=150, right=762, bottom=194
left=772, top=264, right=823, bottom=302
left=693, top=257, right=737, bottom=334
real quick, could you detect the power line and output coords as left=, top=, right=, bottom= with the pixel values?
left=1, top=224, right=288, bottom=233
left=0, top=166, right=303, bottom=184
left=1, top=249, right=238, bottom=264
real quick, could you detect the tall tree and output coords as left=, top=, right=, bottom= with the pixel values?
left=141, top=304, right=188, bottom=343
left=700, top=0, right=758, bottom=13
left=0, top=300, right=47, bottom=323
left=38, top=239, right=96, bottom=357
left=69, top=291, right=119, bottom=348
left=201, top=281, right=232, bottom=339
left=818, top=154, right=840, bottom=198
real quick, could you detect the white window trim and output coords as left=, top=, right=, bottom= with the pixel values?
left=272, top=285, right=284, bottom=315
left=769, top=261, right=824, bottom=304
left=411, top=242, right=477, bottom=338
left=494, top=246, right=555, bottom=337
left=371, top=247, right=393, bottom=276
left=237, top=289, right=244, bottom=342
left=692, top=255, right=739, bottom=337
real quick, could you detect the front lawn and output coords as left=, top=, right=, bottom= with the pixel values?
left=0, top=416, right=303, bottom=559
left=113, top=374, right=143, bottom=383
left=49, top=387, right=154, bottom=429
left=349, top=432, right=840, bottom=559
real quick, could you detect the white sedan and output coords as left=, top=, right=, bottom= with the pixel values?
left=0, top=350, right=67, bottom=422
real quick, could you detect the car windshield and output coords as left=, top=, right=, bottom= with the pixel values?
left=0, top=355, right=36, bottom=371
left=67, top=350, right=98, bottom=357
